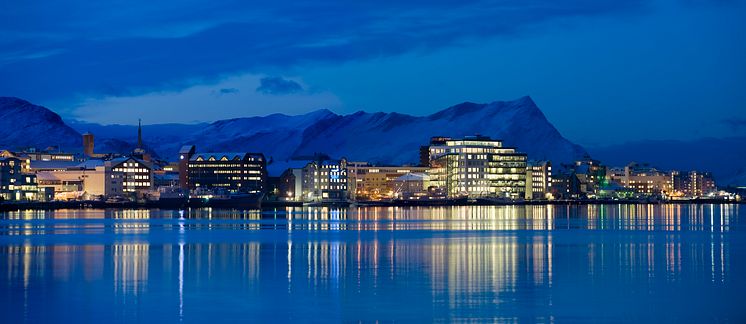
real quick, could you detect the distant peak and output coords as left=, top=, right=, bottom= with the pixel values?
left=516, top=95, right=535, bottom=105
left=303, top=108, right=338, bottom=119
left=308, top=108, right=335, bottom=115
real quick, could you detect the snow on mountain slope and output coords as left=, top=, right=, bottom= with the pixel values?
left=0, top=97, right=81, bottom=150
left=171, top=96, right=585, bottom=171
left=289, top=96, right=586, bottom=165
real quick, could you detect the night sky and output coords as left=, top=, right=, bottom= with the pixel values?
left=1, top=0, right=744, bottom=145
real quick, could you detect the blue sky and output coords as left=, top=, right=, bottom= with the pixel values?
left=1, top=0, right=744, bottom=145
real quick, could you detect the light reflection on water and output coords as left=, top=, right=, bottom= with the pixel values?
left=0, top=204, right=744, bottom=322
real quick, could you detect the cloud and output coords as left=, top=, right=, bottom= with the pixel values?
left=722, top=118, right=746, bottom=131
left=71, top=74, right=341, bottom=124
left=256, top=77, right=303, bottom=95
left=0, top=0, right=649, bottom=107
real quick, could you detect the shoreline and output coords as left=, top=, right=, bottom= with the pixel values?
left=0, top=198, right=742, bottom=211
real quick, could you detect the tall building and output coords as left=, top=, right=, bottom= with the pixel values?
left=426, top=135, right=527, bottom=199
left=187, top=152, right=267, bottom=194
left=178, top=145, right=196, bottom=189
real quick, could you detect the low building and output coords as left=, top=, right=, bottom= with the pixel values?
left=347, top=162, right=429, bottom=200
left=550, top=169, right=582, bottom=199
left=187, top=152, right=266, bottom=194
left=608, top=162, right=673, bottom=196
left=393, top=172, right=430, bottom=199
left=107, top=157, right=153, bottom=194
left=279, top=156, right=348, bottom=202
left=36, top=164, right=123, bottom=200
left=279, top=168, right=305, bottom=202
left=673, top=170, right=716, bottom=197
left=571, top=156, right=607, bottom=195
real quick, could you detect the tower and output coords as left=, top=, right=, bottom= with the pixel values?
left=178, top=145, right=196, bottom=189
left=82, top=132, right=94, bottom=157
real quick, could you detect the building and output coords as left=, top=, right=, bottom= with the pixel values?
left=525, top=161, right=552, bottom=200
left=426, top=135, right=527, bottom=199
left=419, top=136, right=452, bottom=167
left=0, top=157, right=42, bottom=201
left=571, top=156, right=607, bottom=195
left=107, top=157, right=153, bottom=194
left=393, top=172, right=430, bottom=199
left=279, top=168, right=304, bottom=202
left=36, top=162, right=123, bottom=200
left=83, top=132, right=95, bottom=157
left=279, top=156, right=348, bottom=202
left=347, top=162, right=429, bottom=200
left=178, top=145, right=196, bottom=189
left=302, top=158, right=348, bottom=202
left=187, top=152, right=266, bottom=194
left=673, top=170, right=716, bottom=197
left=550, top=169, right=581, bottom=199
left=608, top=162, right=673, bottom=196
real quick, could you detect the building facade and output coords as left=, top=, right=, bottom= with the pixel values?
left=302, top=158, right=348, bottom=202
left=673, top=170, right=716, bottom=197
left=36, top=165, right=123, bottom=200
left=107, top=157, right=153, bottom=194
left=393, top=172, right=430, bottom=199
left=0, top=157, right=42, bottom=201
left=426, top=135, right=527, bottom=199
left=187, top=152, right=266, bottom=194
left=525, top=161, right=552, bottom=200
left=279, top=157, right=348, bottom=202
left=347, top=162, right=429, bottom=200
left=607, top=162, right=673, bottom=196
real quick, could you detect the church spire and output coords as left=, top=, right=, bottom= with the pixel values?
left=137, top=118, right=143, bottom=149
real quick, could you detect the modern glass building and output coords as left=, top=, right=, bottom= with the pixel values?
left=427, top=135, right=527, bottom=199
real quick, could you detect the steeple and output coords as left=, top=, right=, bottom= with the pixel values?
left=137, top=119, right=142, bottom=149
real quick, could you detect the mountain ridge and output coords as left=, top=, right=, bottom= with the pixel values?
left=0, top=96, right=587, bottom=175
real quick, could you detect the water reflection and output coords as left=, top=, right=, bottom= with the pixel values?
left=0, top=204, right=740, bottom=234
left=0, top=204, right=743, bottom=322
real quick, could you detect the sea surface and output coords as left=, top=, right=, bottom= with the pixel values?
left=1, top=204, right=744, bottom=323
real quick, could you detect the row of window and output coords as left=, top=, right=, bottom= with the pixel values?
left=113, top=168, right=149, bottom=173
left=189, top=163, right=263, bottom=168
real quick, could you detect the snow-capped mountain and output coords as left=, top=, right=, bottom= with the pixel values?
left=0, top=97, right=81, bottom=150
left=1, top=96, right=587, bottom=174
left=171, top=96, right=587, bottom=172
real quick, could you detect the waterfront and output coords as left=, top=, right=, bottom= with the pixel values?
left=1, top=204, right=744, bottom=322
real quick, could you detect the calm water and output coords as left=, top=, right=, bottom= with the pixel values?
left=1, top=204, right=744, bottom=323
